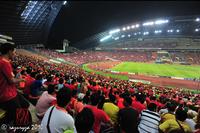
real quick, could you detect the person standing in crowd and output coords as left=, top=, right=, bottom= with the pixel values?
left=75, top=107, right=94, bottom=133
left=118, top=96, right=139, bottom=133
left=84, top=92, right=111, bottom=133
left=103, top=93, right=119, bottom=125
left=0, top=43, right=27, bottom=126
left=138, top=102, right=161, bottom=133
left=40, top=87, right=76, bottom=133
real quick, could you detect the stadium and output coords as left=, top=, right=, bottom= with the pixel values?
left=0, top=1, right=200, bottom=133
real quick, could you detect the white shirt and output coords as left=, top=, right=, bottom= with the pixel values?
left=185, top=118, right=196, bottom=131
left=39, top=106, right=77, bottom=133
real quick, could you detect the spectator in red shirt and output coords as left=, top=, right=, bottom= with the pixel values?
left=132, top=93, right=146, bottom=113
left=85, top=92, right=111, bottom=133
left=0, top=43, right=27, bottom=125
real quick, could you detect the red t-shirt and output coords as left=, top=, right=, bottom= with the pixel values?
left=117, top=97, right=125, bottom=109
left=0, top=57, right=17, bottom=102
left=132, top=100, right=146, bottom=113
left=85, top=105, right=110, bottom=133
left=23, top=75, right=35, bottom=95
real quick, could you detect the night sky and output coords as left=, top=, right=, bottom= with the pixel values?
left=48, top=1, right=200, bottom=49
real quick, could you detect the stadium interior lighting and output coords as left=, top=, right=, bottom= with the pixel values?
left=167, top=29, right=173, bottom=33
left=128, top=34, right=131, bottom=37
left=154, top=30, right=162, bottom=34
left=100, top=35, right=112, bottom=42
left=155, top=19, right=169, bottom=25
left=114, top=37, right=119, bottom=40
left=143, top=32, right=149, bottom=35
left=143, top=21, right=154, bottom=26
left=131, top=25, right=135, bottom=28
left=109, top=29, right=120, bottom=34
left=122, top=27, right=126, bottom=31
left=134, top=33, right=137, bottom=35
left=195, top=29, right=199, bottom=32
left=196, top=18, right=200, bottom=22
left=21, top=1, right=38, bottom=21
left=176, top=29, right=180, bottom=33
left=135, top=24, right=140, bottom=28
left=121, top=35, right=125, bottom=38
left=127, top=26, right=130, bottom=30
left=63, top=1, right=67, bottom=5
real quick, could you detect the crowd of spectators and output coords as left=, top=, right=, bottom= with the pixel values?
left=1, top=44, right=200, bottom=133
left=36, top=48, right=200, bottom=65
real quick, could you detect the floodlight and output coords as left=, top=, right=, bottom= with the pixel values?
left=143, top=21, right=154, bottom=26
left=195, top=29, right=199, bottom=32
left=131, top=25, right=135, bottom=28
left=167, top=29, right=173, bottom=33
left=127, top=26, right=130, bottom=30
left=121, top=35, right=125, bottom=38
left=196, top=18, right=200, bottom=22
left=100, top=35, right=112, bottom=42
left=114, top=37, right=119, bottom=40
left=155, top=19, right=169, bottom=25
left=143, top=32, right=149, bottom=35
left=176, top=29, right=180, bottom=33
left=63, top=1, right=67, bottom=5
left=134, top=33, right=137, bottom=35
left=122, top=27, right=126, bottom=31
left=135, top=24, right=140, bottom=28
left=128, top=34, right=131, bottom=37
left=154, top=30, right=162, bottom=34
left=109, top=29, right=120, bottom=34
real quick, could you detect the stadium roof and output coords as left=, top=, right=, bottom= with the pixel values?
left=1, top=1, right=200, bottom=49
left=0, top=1, right=63, bottom=45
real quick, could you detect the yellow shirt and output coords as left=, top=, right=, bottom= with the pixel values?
left=161, top=113, right=175, bottom=123
left=159, top=119, right=192, bottom=133
left=103, top=102, right=119, bottom=124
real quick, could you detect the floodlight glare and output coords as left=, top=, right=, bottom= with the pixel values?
left=176, top=29, right=180, bottom=32
left=167, top=29, right=173, bottom=33
left=135, top=24, right=140, bottom=28
left=143, top=32, right=149, bottom=35
left=154, top=30, right=162, bottom=34
left=128, top=34, right=131, bottom=37
left=63, top=1, right=67, bottom=5
left=122, top=27, right=126, bottom=31
left=131, top=25, right=135, bottom=28
left=143, top=21, right=154, bottom=26
left=121, top=35, right=125, bottom=38
left=195, top=29, right=199, bottom=32
left=196, top=18, right=200, bottom=22
left=127, top=26, right=130, bottom=30
left=114, top=37, right=119, bottom=40
left=100, top=35, right=112, bottom=42
left=155, top=19, right=169, bottom=25
left=109, top=29, right=120, bottom=34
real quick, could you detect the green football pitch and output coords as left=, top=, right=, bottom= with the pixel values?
left=111, top=62, right=200, bottom=79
